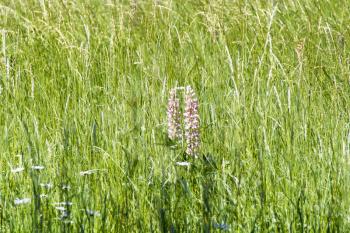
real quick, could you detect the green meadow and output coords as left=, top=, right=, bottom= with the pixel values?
left=0, top=0, right=349, bottom=232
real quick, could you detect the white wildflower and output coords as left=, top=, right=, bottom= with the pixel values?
left=79, top=169, right=105, bottom=176
left=11, top=167, right=24, bottom=173
left=14, top=198, right=31, bottom=205
left=55, top=206, right=66, bottom=211
left=176, top=161, right=191, bottom=167
left=61, top=185, right=71, bottom=190
left=85, top=209, right=101, bottom=217
left=32, top=165, right=44, bottom=170
left=40, top=183, right=53, bottom=189
left=54, top=202, right=73, bottom=206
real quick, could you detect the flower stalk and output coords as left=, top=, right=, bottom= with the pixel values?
left=184, top=86, right=200, bottom=156
left=167, top=86, right=200, bottom=157
left=167, top=88, right=181, bottom=141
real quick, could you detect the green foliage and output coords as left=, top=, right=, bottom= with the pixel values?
left=0, top=0, right=349, bottom=232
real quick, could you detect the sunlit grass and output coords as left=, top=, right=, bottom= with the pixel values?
left=0, top=0, right=349, bottom=232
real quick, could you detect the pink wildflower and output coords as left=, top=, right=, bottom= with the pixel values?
left=167, top=88, right=181, bottom=140
left=184, top=86, right=200, bottom=156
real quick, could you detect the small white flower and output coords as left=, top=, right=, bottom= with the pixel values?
left=14, top=198, right=31, bottom=205
left=40, top=183, right=53, bottom=189
left=55, top=206, right=66, bottom=211
left=79, top=169, right=105, bottom=176
left=54, top=202, right=73, bottom=206
left=11, top=167, right=24, bottom=173
left=32, top=165, right=44, bottom=170
left=61, top=185, right=71, bottom=190
left=60, top=211, right=69, bottom=218
left=176, top=161, right=191, bottom=167
left=85, top=209, right=101, bottom=217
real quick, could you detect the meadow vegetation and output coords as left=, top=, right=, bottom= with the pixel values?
left=0, top=0, right=350, bottom=232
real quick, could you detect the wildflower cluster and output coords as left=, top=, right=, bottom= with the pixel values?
left=167, top=86, right=200, bottom=157
left=184, top=86, right=200, bottom=156
left=167, top=88, right=182, bottom=141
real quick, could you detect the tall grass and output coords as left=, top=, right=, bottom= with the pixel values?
left=0, top=0, right=349, bottom=232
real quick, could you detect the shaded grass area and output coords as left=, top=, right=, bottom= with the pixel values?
left=0, top=0, right=349, bottom=232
